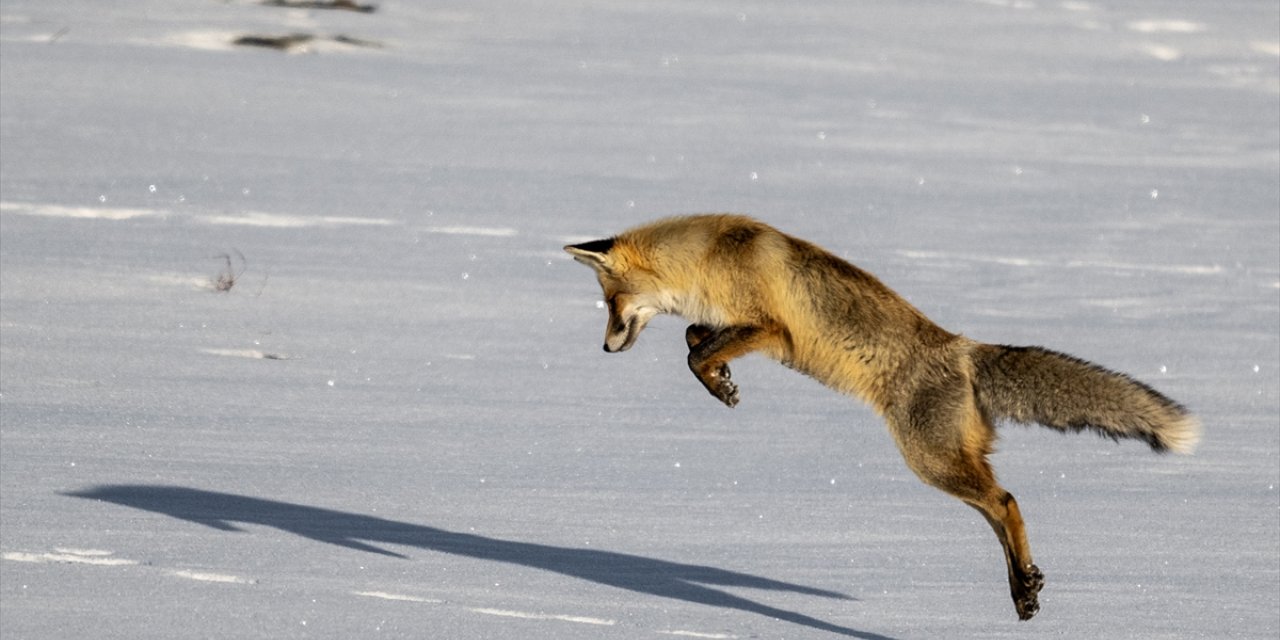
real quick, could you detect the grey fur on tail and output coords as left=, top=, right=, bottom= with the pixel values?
left=972, top=344, right=1200, bottom=454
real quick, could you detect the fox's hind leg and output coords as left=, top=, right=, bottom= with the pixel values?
left=685, top=324, right=787, bottom=408
left=891, top=382, right=1044, bottom=620
left=970, top=489, right=1044, bottom=620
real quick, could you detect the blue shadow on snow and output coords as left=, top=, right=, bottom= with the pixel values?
left=66, top=484, right=896, bottom=639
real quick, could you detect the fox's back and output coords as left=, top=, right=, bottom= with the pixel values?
left=771, top=231, right=957, bottom=407
left=623, top=215, right=956, bottom=407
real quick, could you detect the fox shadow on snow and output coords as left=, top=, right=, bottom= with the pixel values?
left=66, top=485, right=895, bottom=639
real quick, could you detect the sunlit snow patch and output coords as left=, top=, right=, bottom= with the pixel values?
left=968, top=0, right=1037, bottom=9
left=201, top=211, right=396, bottom=228
left=148, top=273, right=224, bottom=291
left=1126, top=19, right=1206, bottom=34
left=658, top=631, right=739, bottom=639
left=141, top=30, right=241, bottom=52
left=1139, top=44, right=1183, bottom=61
left=422, top=226, right=518, bottom=237
left=1067, top=259, right=1222, bottom=275
left=170, top=570, right=256, bottom=584
left=0, top=201, right=164, bottom=221
left=898, top=249, right=1223, bottom=276
left=200, top=348, right=288, bottom=360
left=468, top=608, right=616, bottom=626
left=352, top=591, right=443, bottom=603
left=2, top=548, right=138, bottom=566
left=1251, top=42, right=1280, bottom=57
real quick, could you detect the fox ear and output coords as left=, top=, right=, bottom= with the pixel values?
left=564, top=238, right=616, bottom=273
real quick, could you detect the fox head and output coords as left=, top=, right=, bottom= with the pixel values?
left=564, top=237, right=670, bottom=353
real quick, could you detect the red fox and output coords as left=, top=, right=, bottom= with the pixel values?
left=564, top=214, right=1199, bottom=620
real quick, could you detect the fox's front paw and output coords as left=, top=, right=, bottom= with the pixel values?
left=709, top=364, right=739, bottom=408
left=1014, top=564, right=1044, bottom=621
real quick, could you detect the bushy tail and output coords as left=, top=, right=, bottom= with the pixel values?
left=972, top=344, right=1200, bottom=454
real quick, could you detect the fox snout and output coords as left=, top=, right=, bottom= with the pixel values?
left=602, top=301, right=659, bottom=353
left=603, top=311, right=642, bottom=352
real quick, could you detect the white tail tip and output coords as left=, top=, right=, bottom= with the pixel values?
left=1162, top=414, right=1201, bottom=454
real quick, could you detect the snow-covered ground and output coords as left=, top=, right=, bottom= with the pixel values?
left=1, top=1, right=1276, bottom=638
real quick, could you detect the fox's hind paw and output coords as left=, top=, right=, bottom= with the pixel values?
left=1014, top=564, right=1044, bottom=621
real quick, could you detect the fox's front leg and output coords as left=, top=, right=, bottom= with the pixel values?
left=686, top=325, right=748, bottom=407
left=684, top=324, right=715, bottom=349
left=686, top=324, right=784, bottom=408
left=685, top=324, right=736, bottom=406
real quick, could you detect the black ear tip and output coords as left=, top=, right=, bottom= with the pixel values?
left=567, top=237, right=616, bottom=254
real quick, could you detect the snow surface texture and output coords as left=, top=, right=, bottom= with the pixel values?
left=1, top=1, right=1277, bottom=638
